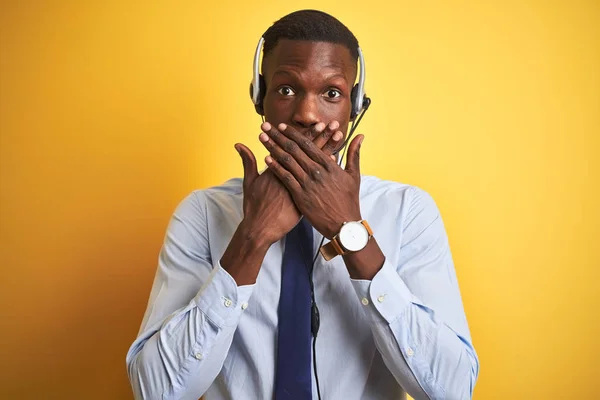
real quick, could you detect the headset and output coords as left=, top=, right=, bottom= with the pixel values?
left=249, top=36, right=372, bottom=400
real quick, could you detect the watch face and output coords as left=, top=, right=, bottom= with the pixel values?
left=339, top=221, right=369, bottom=252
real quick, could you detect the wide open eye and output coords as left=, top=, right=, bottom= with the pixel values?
left=324, top=89, right=342, bottom=99
left=277, top=86, right=296, bottom=96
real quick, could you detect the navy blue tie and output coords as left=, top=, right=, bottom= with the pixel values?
left=274, top=217, right=314, bottom=400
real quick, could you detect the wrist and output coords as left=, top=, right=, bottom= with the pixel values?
left=237, top=218, right=273, bottom=250
left=220, top=220, right=271, bottom=286
left=343, top=238, right=385, bottom=280
left=320, top=218, right=372, bottom=262
left=328, top=212, right=362, bottom=239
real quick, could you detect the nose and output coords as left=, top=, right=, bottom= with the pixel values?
left=292, top=93, right=320, bottom=129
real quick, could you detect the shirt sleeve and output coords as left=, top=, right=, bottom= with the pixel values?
left=126, top=191, right=254, bottom=400
left=351, top=187, right=480, bottom=400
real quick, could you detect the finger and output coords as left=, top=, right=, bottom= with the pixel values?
left=311, top=120, right=336, bottom=148
left=323, top=130, right=344, bottom=156
left=306, top=121, right=326, bottom=141
left=278, top=123, right=331, bottom=168
left=265, top=155, right=302, bottom=194
left=260, top=123, right=308, bottom=184
left=344, top=134, right=364, bottom=177
left=235, top=143, right=258, bottom=189
left=263, top=123, right=316, bottom=178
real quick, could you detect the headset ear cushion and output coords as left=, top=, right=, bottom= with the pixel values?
left=350, top=84, right=359, bottom=120
left=254, top=74, right=266, bottom=115
left=249, top=82, right=255, bottom=102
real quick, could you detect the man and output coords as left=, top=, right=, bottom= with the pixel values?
left=126, top=10, right=479, bottom=400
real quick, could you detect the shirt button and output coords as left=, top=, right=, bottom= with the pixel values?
left=241, top=302, right=248, bottom=310
left=377, top=295, right=386, bottom=303
left=224, top=298, right=232, bottom=307
left=194, top=352, right=203, bottom=360
left=361, top=297, right=369, bottom=306
left=406, top=348, right=414, bottom=357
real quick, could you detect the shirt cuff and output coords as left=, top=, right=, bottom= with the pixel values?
left=350, top=258, right=415, bottom=324
left=194, top=261, right=255, bottom=328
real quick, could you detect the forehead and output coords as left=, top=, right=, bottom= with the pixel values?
left=263, top=39, right=357, bottom=82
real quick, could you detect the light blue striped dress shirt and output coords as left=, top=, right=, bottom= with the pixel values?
left=126, top=175, right=479, bottom=400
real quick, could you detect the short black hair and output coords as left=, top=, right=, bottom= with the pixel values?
left=262, top=10, right=359, bottom=66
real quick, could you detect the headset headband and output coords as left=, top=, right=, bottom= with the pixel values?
left=251, top=37, right=265, bottom=106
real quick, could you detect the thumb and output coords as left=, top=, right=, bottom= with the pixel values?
left=344, top=134, right=364, bottom=177
left=235, top=143, right=258, bottom=188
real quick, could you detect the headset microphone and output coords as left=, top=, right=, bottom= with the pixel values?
left=333, top=96, right=371, bottom=166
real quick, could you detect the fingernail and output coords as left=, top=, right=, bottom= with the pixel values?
left=234, top=144, right=241, bottom=154
left=315, top=122, right=326, bottom=133
left=278, top=123, right=287, bottom=131
left=261, top=122, right=271, bottom=132
left=360, top=136, right=365, bottom=146
left=333, top=131, right=343, bottom=141
left=265, top=155, right=273, bottom=164
left=329, top=120, right=339, bottom=131
left=259, top=133, right=269, bottom=143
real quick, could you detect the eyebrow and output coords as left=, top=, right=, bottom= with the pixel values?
left=271, top=69, right=349, bottom=83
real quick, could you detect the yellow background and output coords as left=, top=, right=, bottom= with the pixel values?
left=1, top=1, right=598, bottom=399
